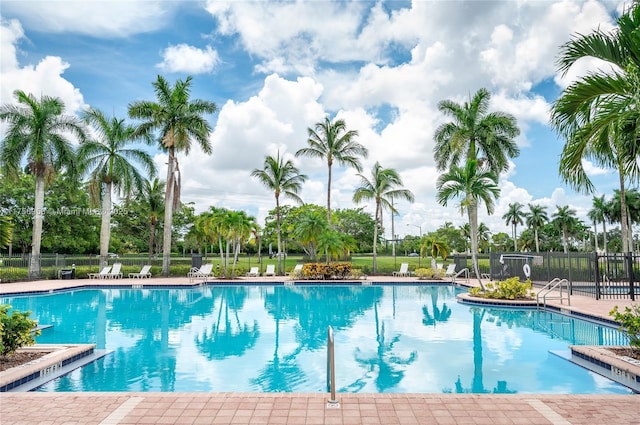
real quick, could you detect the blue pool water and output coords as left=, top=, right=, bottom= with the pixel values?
left=2, top=285, right=633, bottom=394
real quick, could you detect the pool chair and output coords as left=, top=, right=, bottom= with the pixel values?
left=129, top=265, right=152, bottom=279
left=88, top=266, right=111, bottom=279
left=393, top=263, right=410, bottom=277
left=264, top=264, right=276, bottom=277
left=286, top=263, right=304, bottom=277
left=188, top=263, right=214, bottom=282
left=246, top=266, right=259, bottom=277
left=106, top=262, right=123, bottom=279
left=444, top=264, right=456, bottom=278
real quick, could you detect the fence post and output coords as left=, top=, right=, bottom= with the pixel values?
left=594, top=251, right=601, bottom=300
left=626, top=251, right=635, bottom=301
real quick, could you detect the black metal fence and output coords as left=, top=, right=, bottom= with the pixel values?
left=452, top=251, right=638, bottom=301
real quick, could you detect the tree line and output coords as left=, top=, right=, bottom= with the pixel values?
left=1, top=3, right=639, bottom=279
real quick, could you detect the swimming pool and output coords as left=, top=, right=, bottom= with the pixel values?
left=2, top=284, right=633, bottom=394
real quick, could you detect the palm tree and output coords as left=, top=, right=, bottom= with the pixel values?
left=128, top=75, right=217, bottom=276
left=0, top=91, right=86, bottom=277
left=434, top=88, right=520, bottom=175
left=525, top=204, right=548, bottom=253
left=0, top=216, right=13, bottom=249
left=78, top=108, right=156, bottom=268
left=477, top=222, right=491, bottom=253
left=292, top=207, right=328, bottom=261
left=141, top=178, right=165, bottom=259
left=552, top=205, right=578, bottom=253
left=296, top=117, right=368, bottom=222
left=420, top=235, right=450, bottom=271
left=588, top=195, right=608, bottom=253
left=502, top=202, right=525, bottom=252
left=251, top=151, right=307, bottom=274
left=436, top=159, right=500, bottom=289
left=550, top=3, right=640, bottom=253
left=353, top=162, right=414, bottom=273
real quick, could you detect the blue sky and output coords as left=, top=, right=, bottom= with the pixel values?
left=0, top=0, right=627, bottom=239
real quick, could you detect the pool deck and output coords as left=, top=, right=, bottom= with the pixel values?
left=1, top=275, right=639, bottom=424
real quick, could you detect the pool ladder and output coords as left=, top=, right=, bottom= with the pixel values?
left=536, top=277, right=570, bottom=308
left=327, top=326, right=339, bottom=405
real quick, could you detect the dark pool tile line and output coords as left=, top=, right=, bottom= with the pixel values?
left=571, top=349, right=613, bottom=371
left=0, top=347, right=95, bottom=392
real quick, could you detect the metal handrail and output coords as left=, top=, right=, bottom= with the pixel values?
left=536, top=278, right=570, bottom=308
left=327, top=326, right=338, bottom=404
left=451, top=268, right=469, bottom=284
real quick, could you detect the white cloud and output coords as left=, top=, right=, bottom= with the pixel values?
left=1, top=0, right=174, bottom=37
left=0, top=20, right=85, bottom=113
left=157, top=44, right=220, bottom=74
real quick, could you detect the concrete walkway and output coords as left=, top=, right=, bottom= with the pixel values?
left=1, top=276, right=638, bottom=424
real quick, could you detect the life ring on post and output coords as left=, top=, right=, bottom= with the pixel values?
left=523, top=263, right=531, bottom=279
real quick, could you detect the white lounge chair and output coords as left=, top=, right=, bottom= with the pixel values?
left=106, top=263, right=123, bottom=279
left=88, top=266, right=111, bottom=279
left=129, top=265, right=152, bottom=279
left=286, top=264, right=303, bottom=276
left=264, top=264, right=276, bottom=276
left=246, top=266, right=259, bottom=277
left=188, top=263, right=214, bottom=282
left=393, top=263, right=410, bottom=277
left=444, top=264, right=456, bottom=278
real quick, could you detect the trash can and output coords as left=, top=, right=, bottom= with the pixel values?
left=60, top=269, right=75, bottom=280
left=191, top=254, right=203, bottom=270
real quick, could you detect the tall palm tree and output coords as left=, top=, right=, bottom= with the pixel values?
left=437, top=159, right=500, bottom=289
left=128, top=75, right=217, bottom=275
left=79, top=108, right=156, bottom=268
left=525, top=203, right=548, bottom=253
left=434, top=88, right=520, bottom=175
left=353, top=162, right=415, bottom=273
left=0, top=91, right=86, bottom=277
left=502, top=202, right=525, bottom=252
left=251, top=151, right=307, bottom=275
left=141, top=178, right=165, bottom=259
left=296, top=116, right=368, bottom=222
left=552, top=205, right=578, bottom=253
left=550, top=3, right=640, bottom=253
left=588, top=195, right=608, bottom=253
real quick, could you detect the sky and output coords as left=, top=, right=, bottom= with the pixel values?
left=0, top=0, right=629, bottom=240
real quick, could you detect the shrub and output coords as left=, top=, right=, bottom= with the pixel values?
left=415, top=268, right=436, bottom=279
left=301, top=263, right=352, bottom=279
left=468, top=277, right=533, bottom=300
left=610, top=304, right=640, bottom=349
left=349, top=268, right=365, bottom=279
left=0, top=304, right=40, bottom=357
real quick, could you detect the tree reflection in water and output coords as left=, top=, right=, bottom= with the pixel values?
left=194, top=286, right=260, bottom=360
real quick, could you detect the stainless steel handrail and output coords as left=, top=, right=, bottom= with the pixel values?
left=536, top=278, right=570, bottom=307
left=327, top=326, right=338, bottom=404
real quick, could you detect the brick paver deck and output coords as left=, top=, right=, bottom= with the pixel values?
left=1, top=276, right=638, bottom=424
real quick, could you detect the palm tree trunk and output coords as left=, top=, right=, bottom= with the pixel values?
left=468, top=202, right=485, bottom=290
left=162, top=149, right=176, bottom=276
left=512, top=223, right=517, bottom=251
left=372, top=202, right=379, bottom=273
left=602, top=221, right=608, bottom=253
left=148, top=218, right=156, bottom=260
left=276, top=195, right=282, bottom=275
left=562, top=228, right=568, bottom=253
left=326, top=163, right=332, bottom=222
left=593, top=220, right=599, bottom=253
left=99, top=182, right=112, bottom=269
left=28, top=174, right=45, bottom=278
left=619, top=172, right=630, bottom=253
left=534, top=229, right=540, bottom=253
